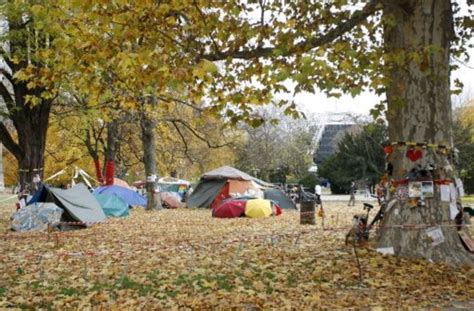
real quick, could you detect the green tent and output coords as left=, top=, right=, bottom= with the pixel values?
left=94, top=193, right=129, bottom=217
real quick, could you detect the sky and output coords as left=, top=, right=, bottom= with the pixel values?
left=292, top=49, right=474, bottom=116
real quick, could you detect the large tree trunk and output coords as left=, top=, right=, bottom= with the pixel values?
left=0, top=80, right=52, bottom=194
left=378, top=0, right=473, bottom=265
left=140, top=112, right=162, bottom=210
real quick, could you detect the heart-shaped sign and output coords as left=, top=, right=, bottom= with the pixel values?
left=406, top=148, right=423, bottom=161
left=383, top=145, right=393, bottom=155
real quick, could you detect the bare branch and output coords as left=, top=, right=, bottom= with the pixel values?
left=157, top=95, right=204, bottom=112
left=169, top=118, right=233, bottom=149
left=0, top=67, right=13, bottom=83
left=0, top=82, right=14, bottom=105
left=171, top=121, right=194, bottom=164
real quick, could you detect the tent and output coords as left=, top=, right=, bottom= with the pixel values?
left=160, top=192, right=182, bottom=209
left=94, top=193, right=129, bottom=217
left=95, top=185, right=147, bottom=207
left=264, top=188, right=297, bottom=209
left=11, top=203, right=63, bottom=232
left=28, top=183, right=106, bottom=225
left=212, top=200, right=246, bottom=218
left=113, top=178, right=131, bottom=189
left=188, top=166, right=268, bottom=209
left=245, top=199, right=273, bottom=218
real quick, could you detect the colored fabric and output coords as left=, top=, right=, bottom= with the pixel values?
left=245, top=199, right=272, bottom=218
left=95, top=185, right=147, bottom=207
left=94, top=193, right=129, bottom=217
left=213, top=200, right=246, bottom=218
left=11, top=203, right=63, bottom=232
left=94, top=158, right=104, bottom=183
left=105, top=161, right=115, bottom=185
left=210, top=182, right=230, bottom=210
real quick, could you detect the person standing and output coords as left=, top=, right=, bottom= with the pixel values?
left=348, top=182, right=356, bottom=206
left=314, top=184, right=322, bottom=206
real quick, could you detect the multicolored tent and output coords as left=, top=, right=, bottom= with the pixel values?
left=188, top=166, right=266, bottom=209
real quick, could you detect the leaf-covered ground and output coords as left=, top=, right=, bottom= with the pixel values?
left=0, top=198, right=473, bottom=310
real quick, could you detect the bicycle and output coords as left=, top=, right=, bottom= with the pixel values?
left=345, top=201, right=386, bottom=245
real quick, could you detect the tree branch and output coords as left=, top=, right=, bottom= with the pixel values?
left=0, top=82, right=14, bottom=105
left=0, top=121, right=22, bottom=159
left=171, top=121, right=193, bottom=163
left=167, top=118, right=233, bottom=148
left=202, top=0, right=380, bottom=61
left=0, top=67, right=13, bottom=83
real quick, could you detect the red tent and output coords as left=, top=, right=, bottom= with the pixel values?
left=213, top=200, right=246, bottom=218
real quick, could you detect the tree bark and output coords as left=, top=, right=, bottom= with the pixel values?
left=140, top=111, right=162, bottom=210
left=378, top=0, right=473, bottom=265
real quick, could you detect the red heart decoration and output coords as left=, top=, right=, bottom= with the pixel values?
left=383, top=145, right=393, bottom=155
left=406, top=148, right=423, bottom=161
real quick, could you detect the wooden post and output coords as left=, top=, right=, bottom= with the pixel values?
left=300, top=201, right=315, bottom=225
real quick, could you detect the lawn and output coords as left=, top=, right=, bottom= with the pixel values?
left=0, top=196, right=473, bottom=309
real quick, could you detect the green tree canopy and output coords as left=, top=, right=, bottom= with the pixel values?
left=318, top=122, right=386, bottom=194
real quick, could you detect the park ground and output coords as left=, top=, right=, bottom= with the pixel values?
left=0, top=193, right=473, bottom=309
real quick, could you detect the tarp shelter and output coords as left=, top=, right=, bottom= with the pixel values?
left=94, top=193, right=129, bottom=217
left=245, top=199, right=272, bottom=218
left=28, top=183, right=106, bottom=225
left=95, top=185, right=147, bottom=207
left=11, top=203, right=63, bottom=232
left=264, top=188, right=297, bottom=209
left=188, top=166, right=266, bottom=209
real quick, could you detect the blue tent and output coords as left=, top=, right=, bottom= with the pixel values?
left=94, top=193, right=129, bottom=217
left=94, top=185, right=147, bottom=207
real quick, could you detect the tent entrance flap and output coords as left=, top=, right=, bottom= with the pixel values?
left=187, top=179, right=227, bottom=208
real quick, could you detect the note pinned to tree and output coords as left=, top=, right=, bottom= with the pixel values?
left=440, top=185, right=450, bottom=202
left=426, top=226, right=444, bottom=246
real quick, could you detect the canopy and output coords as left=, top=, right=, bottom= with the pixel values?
left=201, top=166, right=254, bottom=181
left=11, top=203, right=63, bottom=232
left=213, top=200, right=246, bottom=218
left=94, top=193, right=129, bottom=217
left=95, top=185, right=147, bottom=207
left=245, top=199, right=272, bottom=218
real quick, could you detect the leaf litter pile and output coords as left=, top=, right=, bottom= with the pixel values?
left=0, top=201, right=473, bottom=309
